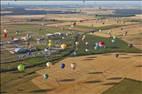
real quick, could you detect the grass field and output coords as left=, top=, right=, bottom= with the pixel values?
left=73, top=34, right=140, bottom=56
left=103, top=78, right=142, bottom=94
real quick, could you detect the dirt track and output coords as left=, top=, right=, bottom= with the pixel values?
left=32, top=53, right=142, bottom=94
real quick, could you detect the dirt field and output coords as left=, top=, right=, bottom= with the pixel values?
left=32, top=53, right=142, bottom=94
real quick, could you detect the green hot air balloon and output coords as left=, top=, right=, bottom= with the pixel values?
left=17, top=64, right=25, bottom=72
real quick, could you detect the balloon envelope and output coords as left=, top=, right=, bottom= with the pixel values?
left=61, top=44, right=67, bottom=49
left=61, top=63, right=65, bottom=69
left=85, top=49, right=89, bottom=52
left=48, top=43, right=52, bottom=47
left=71, top=63, right=76, bottom=70
left=111, top=39, right=115, bottom=43
left=17, top=64, right=25, bottom=72
left=98, top=41, right=105, bottom=47
left=43, top=74, right=48, bottom=80
left=46, top=62, right=51, bottom=68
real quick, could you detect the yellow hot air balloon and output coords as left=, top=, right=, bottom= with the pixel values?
left=48, top=42, right=52, bottom=47
left=61, top=44, right=67, bottom=49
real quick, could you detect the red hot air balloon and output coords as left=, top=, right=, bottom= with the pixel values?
left=98, top=41, right=105, bottom=47
left=4, top=33, right=7, bottom=38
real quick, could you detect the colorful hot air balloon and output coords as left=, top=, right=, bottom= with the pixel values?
left=17, top=64, right=25, bottom=72
left=61, top=63, right=65, bottom=69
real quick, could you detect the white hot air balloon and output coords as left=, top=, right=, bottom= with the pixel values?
left=85, top=49, right=89, bottom=52
left=46, top=62, right=51, bottom=68
left=75, top=41, right=79, bottom=46
left=85, top=42, right=88, bottom=45
left=111, top=39, right=115, bottom=43
left=113, top=36, right=116, bottom=39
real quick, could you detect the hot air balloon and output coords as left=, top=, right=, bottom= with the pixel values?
left=62, top=37, right=65, bottom=39
left=3, top=29, right=8, bottom=38
left=48, top=40, right=52, bottom=43
left=17, top=64, right=25, bottom=72
left=85, top=48, right=89, bottom=52
left=48, top=42, right=52, bottom=47
left=111, top=39, right=115, bottom=43
left=71, top=63, right=76, bottom=70
left=46, top=62, right=51, bottom=68
left=60, top=44, right=67, bottom=49
left=61, top=63, right=65, bottom=69
left=82, top=35, right=86, bottom=41
left=98, top=41, right=105, bottom=47
left=75, top=41, right=79, bottom=46
left=113, top=36, right=116, bottom=39
left=43, top=74, right=48, bottom=80
left=85, top=42, right=88, bottom=45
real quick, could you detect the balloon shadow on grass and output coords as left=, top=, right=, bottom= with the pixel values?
left=136, top=65, right=142, bottom=67
left=88, top=72, right=103, bottom=74
left=107, top=77, right=122, bottom=80
left=59, top=79, right=75, bottom=82
left=84, top=80, right=102, bottom=84
left=103, top=82, right=119, bottom=86
left=30, top=89, right=55, bottom=93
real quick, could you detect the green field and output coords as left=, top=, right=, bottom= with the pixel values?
left=103, top=78, right=142, bottom=94
left=73, top=34, right=140, bottom=56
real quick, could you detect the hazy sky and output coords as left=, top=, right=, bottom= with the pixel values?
left=1, top=1, right=142, bottom=5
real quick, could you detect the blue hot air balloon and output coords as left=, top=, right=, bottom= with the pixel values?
left=61, top=63, right=65, bottom=69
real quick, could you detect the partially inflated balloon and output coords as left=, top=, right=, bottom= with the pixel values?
left=17, top=64, right=25, bottom=72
